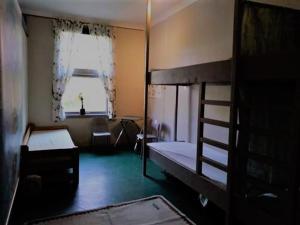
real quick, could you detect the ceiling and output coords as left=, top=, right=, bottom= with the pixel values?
left=18, top=0, right=197, bottom=29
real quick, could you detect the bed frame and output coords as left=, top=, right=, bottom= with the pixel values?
left=143, top=1, right=300, bottom=225
left=20, top=124, right=79, bottom=187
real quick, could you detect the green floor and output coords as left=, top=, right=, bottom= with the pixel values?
left=11, top=150, right=225, bottom=225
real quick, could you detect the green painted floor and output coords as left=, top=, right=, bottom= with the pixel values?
left=10, top=150, right=225, bottom=225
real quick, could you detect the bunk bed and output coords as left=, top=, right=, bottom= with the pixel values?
left=142, top=1, right=300, bottom=225
left=145, top=60, right=232, bottom=211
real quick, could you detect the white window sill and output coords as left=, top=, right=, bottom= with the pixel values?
left=65, top=112, right=108, bottom=118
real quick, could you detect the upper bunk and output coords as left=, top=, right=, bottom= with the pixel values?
left=150, top=60, right=232, bottom=85
left=149, top=1, right=300, bottom=85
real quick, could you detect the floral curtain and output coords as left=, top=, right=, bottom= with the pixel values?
left=52, top=19, right=116, bottom=121
left=52, top=19, right=83, bottom=122
left=89, top=24, right=116, bottom=119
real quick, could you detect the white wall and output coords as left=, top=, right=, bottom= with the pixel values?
left=149, top=0, right=234, bottom=145
left=27, top=16, right=145, bottom=146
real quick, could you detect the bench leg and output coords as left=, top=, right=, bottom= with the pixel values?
left=73, top=152, right=79, bottom=188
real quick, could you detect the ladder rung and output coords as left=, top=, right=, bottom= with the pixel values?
left=199, top=156, right=228, bottom=172
left=200, top=118, right=230, bottom=128
left=201, top=100, right=231, bottom=106
left=200, top=137, right=229, bottom=151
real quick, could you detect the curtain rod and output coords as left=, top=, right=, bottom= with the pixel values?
left=24, top=13, right=145, bottom=31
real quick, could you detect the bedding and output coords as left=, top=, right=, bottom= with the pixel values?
left=148, top=142, right=228, bottom=185
left=28, top=129, right=76, bottom=151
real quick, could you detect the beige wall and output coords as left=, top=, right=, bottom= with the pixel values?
left=150, top=0, right=234, bottom=70
left=115, top=28, right=145, bottom=117
left=27, top=16, right=145, bottom=146
left=149, top=0, right=234, bottom=144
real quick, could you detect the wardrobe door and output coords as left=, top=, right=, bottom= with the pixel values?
left=236, top=81, right=297, bottom=225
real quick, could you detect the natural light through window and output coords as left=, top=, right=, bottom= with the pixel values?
left=72, top=33, right=100, bottom=70
left=62, top=76, right=107, bottom=113
left=62, top=32, right=108, bottom=114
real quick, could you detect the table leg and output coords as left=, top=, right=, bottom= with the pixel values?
left=114, top=129, right=124, bottom=147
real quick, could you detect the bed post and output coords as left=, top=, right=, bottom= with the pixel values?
left=142, top=0, right=151, bottom=176
left=196, top=83, right=205, bottom=175
left=226, top=0, right=242, bottom=224
left=174, top=85, right=179, bottom=141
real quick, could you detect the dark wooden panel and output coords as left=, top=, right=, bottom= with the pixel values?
left=196, top=83, right=206, bottom=174
left=239, top=55, right=300, bottom=81
left=247, top=151, right=287, bottom=168
left=148, top=148, right=228, bottom=210
left=287, top=81, right=300, bottom=225
left=174, top=85, right=179, bottom=141
left=150, top=60, right=232, bottom=85
left=247, top=175, right=286, bottom=195
left=234, top=197, right=284, bottom=225
left=241, top=1, right=300, bottom=58
left=142, top=0, right=151, bottom=176
left=237, top=124, right=291, bottom=136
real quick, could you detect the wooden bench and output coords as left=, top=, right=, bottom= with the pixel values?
left=20, top=124, right=79, bottom=187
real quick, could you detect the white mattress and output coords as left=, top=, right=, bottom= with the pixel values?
left=28, top=129, right=76, bottom=151
left=148, top=142, right=228, bottom=185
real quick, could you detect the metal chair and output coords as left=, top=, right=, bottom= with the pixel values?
left=91, top=117, right=111, bottom=146
left=134, top=119, right=161, bottom=153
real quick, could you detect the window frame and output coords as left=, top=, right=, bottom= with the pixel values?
left=64, top=69, right=108, bottom=118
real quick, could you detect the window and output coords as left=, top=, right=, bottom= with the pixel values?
left=62, top=32, right=107, bottom=115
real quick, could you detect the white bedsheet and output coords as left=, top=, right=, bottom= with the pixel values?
left=147, top=142, right=227, bottom=185
left=28, top=129, right=76, bottom=151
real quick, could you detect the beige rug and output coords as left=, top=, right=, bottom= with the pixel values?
left=26, top=196, right=195, bottom=225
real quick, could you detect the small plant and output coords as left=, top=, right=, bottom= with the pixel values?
left=79, top=93, right=86, bottom=115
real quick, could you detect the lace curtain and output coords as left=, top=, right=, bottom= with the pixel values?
left=52, top=19, right=116, bottom=122
left=89, top=24, right=116, bottom=119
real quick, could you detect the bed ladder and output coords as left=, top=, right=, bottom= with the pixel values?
left=196, top=80, right=237, bottom=224
left=196, top=82, right=231, bottom=175
left=196, top=82, right=232, bottom=178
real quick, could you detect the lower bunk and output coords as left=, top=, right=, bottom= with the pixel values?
left=146, top=141, right=291, bottom=224
left=147, top=141, right=228, bottom=210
